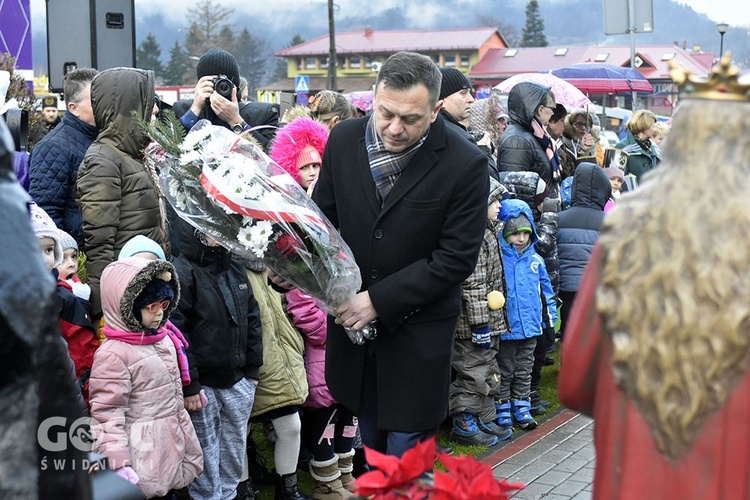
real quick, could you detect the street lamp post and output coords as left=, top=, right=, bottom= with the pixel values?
left=717, top=23, right=729, bottom=60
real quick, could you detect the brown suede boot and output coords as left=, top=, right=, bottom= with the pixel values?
left=309, top=456, right=353, bottom=500
left=336, top=450, right=356, bottom=492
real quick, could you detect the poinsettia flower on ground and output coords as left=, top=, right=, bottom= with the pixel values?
left=431, top=452, right=524, bottom=500
left=354, top=437, right=524, bottom=499
left=355, top=437, right=437, bottom=497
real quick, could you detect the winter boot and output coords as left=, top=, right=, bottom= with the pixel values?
left=236, top=475, right=257, bottom=500
left=309, top=456, right=353, bottom=500
left=352, top=446, right=368, bottom=477
left=495, top=400, right=513, bottom=430
left=450, top=412, right=499, bottom=447
left=247, top=432, right=276, bottom=486
left=477, top=417, right=513, bottom=441
left=511, top=398, right=538, bottom=430
left=529, top=390, right=551, bottom=416
left=336, top=450, right=357, bottom=492
left=274, top=471, right=311, bottom=500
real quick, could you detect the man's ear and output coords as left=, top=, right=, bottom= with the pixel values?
left=67, top=102, right=78, bottom=116
left=431, top=100, right=444, bottom=122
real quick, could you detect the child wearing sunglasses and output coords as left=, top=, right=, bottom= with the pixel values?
left=89, top=257, right=203, bottom=499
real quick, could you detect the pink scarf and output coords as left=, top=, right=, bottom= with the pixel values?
left=103, top=320, right=191, bottom=386
left=531, top=117, right=561, bottom=181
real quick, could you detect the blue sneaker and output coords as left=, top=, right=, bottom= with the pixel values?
left=478, top=418, right=513, bottom=441
left=511, top=398, right=538, bottom=429
left=450, top=413, right=499, bottom=447
left=495, top=400, right=513, bottom=429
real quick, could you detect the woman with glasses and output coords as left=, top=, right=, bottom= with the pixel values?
left=558, top=109, right=598, bottom=180
left=497, top=81, right=562, bottom=198
left=615, top=109, right=660, bottom=181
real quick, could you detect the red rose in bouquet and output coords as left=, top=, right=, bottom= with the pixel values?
left=275, top=233, right=304, bottom=258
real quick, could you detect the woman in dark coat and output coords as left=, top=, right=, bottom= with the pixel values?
left=498, top=81, right=561, bottom=198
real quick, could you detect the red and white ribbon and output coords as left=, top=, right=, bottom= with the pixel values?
left=200, top=164, right=327, bottom=230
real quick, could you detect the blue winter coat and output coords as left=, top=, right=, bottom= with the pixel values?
left=499, top=199, right=557, bottom=340
left=556, top=163, right=610, bottom=292
left=29, top=112, right=98, bottom=247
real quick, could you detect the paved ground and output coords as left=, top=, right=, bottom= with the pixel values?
left=480, top=409, right=595, bottom=499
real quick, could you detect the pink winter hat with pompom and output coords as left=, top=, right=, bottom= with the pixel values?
left=270, top=116, right=329, bottom=185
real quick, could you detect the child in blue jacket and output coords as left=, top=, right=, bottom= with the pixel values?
left=496, top=198, right=557, bottom=430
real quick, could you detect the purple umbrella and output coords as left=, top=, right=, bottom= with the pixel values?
left=551, top=63, right=653, bottom=94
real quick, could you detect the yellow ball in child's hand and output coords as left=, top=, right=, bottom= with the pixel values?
left=487, top=290, right=505, bottom=310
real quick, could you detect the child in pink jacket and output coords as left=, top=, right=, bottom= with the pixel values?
left=272, top=116, right=359, bottom=498
left=89, top=257, right=203, bottom=498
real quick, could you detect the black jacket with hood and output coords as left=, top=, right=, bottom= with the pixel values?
left=498, top=81, right=557, bottom=195
left=169, top=220, right=263, bottom=396
left=556, top=162, right=611, bottom=292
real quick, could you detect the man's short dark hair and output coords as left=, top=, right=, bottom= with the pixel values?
left=550, top=103, right=568, bottom=123
left=63, top=68, right=97, bottom=105
left=375, top=51, right=442, bottom=106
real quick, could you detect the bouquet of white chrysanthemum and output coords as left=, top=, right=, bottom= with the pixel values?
left=144, top=115, right=375, bottom=344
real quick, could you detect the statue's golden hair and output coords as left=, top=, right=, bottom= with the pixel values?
left=596, top=98, right=750, bottom=460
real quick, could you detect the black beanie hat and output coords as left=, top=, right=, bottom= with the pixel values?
left=439, top=67, right=472, bottom=101
left=133, top=278, right=175, bottom=317
left=196, top=48, right=240, bottom=89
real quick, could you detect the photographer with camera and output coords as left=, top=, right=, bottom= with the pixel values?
left=172, top=48, right=279, bottom=151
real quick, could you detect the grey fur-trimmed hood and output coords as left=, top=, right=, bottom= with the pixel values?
left=100, top=257, right=180, bottom=332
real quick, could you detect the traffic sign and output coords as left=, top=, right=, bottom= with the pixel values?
left=295, top=75, right=310, bottom=94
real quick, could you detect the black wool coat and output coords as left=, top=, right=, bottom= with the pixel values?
left=312, top=114, right=489, bottom=432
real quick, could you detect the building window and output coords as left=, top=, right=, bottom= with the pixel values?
left=443, top=54, right=456, bottom=67
left=297, top=58, right=304, bottom=70
left=305, top=57, right=317, bottom=70
left=364, top=59, right=372, bottom=69
left=349, top=56, right=361, bottom=69
left=460, top=55, right=470, bottom=67
left=321, top=57, right=329, bottom=69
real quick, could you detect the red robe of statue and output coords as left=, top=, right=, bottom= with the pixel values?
left=559, top=245, right=750, bottom=500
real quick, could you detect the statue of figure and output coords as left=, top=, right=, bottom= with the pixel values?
left=559, top=56, right=750, bottom=499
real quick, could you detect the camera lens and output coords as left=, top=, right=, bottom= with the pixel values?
left=213, top=75, right=234, bottom=100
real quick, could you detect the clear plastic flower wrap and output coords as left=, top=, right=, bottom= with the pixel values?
left=146, top=118, right=376, bottom=344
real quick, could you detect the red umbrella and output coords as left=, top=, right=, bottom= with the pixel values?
left=550, top=63, right=653, bottom=94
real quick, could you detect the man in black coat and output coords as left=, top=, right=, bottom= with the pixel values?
left=311, top=51, right=489, bottom=456
left=172, top=47, right=279, bottom=151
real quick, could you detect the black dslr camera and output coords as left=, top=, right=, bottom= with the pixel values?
left=212, top=74, right=235, bottom=100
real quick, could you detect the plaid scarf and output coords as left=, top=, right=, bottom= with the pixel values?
left=366, top=114, right=428, bottom=204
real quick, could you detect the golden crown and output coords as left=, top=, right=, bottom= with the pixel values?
left=669, top=53, right=750, bottom=101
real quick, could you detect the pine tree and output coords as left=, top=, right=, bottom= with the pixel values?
left=521, top=0, right=548, bottom=47
left=136, top=33, right=164, bottom=80
left=272, top=34, right=305, bottom=82
left=163, top=41, right=190, bottom=85
left=234, top=28, right=269, bottom=97
left=183, top=0, right=234, bottom=59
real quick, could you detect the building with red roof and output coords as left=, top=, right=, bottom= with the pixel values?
left=262, top=26, right=713, bottom=117
left=258, top=27, right=507, bottom=99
